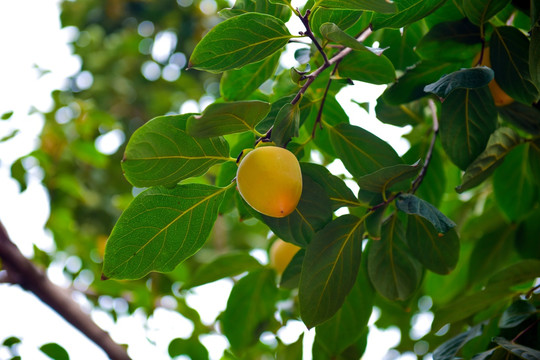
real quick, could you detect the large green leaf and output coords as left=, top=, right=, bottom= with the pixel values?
left=371, top=0, right=446, bottom=30
left=338, top=51, right=396, bottom=84
left=187, top=101, right=271, bottom=137
left=188, top=13, right=292, bottom=73
left=493, top=144, right=538, bottom=221
left=103, top=184, right=230, bottom=279
left=367, top=214, right=422, bottom=300
left=487, top=259, right=540, bottom=290
left=531, top=25, right=540, bottom=90
left=424, top=67, right=494, bottom=99
left=396, top=194, right=456, bottom=234
left=310, top=96, right=349, bottom=157
left=498, top=300, right=537, bottom=329
left=490, top=26, right=539, bottom=104
left=299, top=215, right=364, bottom=328
left=462, top=0, right=511, bottom=26
left=316, top=0, right=397, bottom=13
left=374, top=98, right=424, bottom=127
left=219, top=0, right=292, bottom=22
left=122, top=115, right=231, bottom=187
left=315, top=267, right=374, bottom=356
left=371, top=26, right=421, bottom=71
left=497, top=102, right=540, bottom=135
left=270, top=103, right=300, bottom=146
left=457, top=127, right=521, bottom=193
left=357, top=161, right=421, bottom=193
left=220, top=51, right=281, bottom=101
left=319, top=23, right=369, bottom=51
left=529, top=139, right=540, bottom=186
left=300, top=162, right=361, bottom=209
left=261, top=174, right=333, bottom=247
left=221, top=268, right=278, bottom=350
left=439, top=87, right=498, bottom=170
left=310, top=7, right=363, bottom=39
left=432, top=325, right=481, bottom=360
left=328, top=123, right=402, bottom=178
left=181, top=252, right=262, bottom=289
left=406, top=215, right=459, bottom=274
left=494, top=337, right=540, bottom=359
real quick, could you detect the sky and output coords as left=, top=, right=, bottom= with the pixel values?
left=0, top=1, right=424, bottom=359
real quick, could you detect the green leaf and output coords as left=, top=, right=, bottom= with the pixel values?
left=188, top=13, right=292, bottom=73
left=462, top=0, right=511, bottom=26
left=439, top=87, right=498, bottom=170
left=300, top=162, right=360, bottom=209
left=310, top=7, right=362, bottom=39
left=371, top=0, right=446, bottom=30
left=528, top=139, right=540, bottom=186
left=357, top=161, right=421, bottom=193
left=383, top=61, right=462, bottom=105
left=494, top=337, right=540, bottom=359
left=328, top=123, right=402, bottom=179
left=187, top=101, right=271, bottom=137
left=219, top=0, right=292, bottom=23
left=309, top=96, right=349, bottom=158
left=396, top=194, right=456, bottom=234
left=365, top=201, right=386, bottom=240
left=316, top=0, right=397, bottom=14
left=261, top=174, right=333, bottom=247
left=39, top=343, right=70, bottom=360
left=424, top=67, right=494, bottom=99
left=487, top=259, right=540, bottom=290
left=490, top=26, right=539, bottom=104
left=498, top=300, right=537, bottom=329
left=338, top=51, right=396, bottom=85
left=103, top=184, right=230, bottom=279
left=432, top=325, right=482, bottom=360
left=0, top=129, right=19, bottom=143
left=280, top=248, right=304, bottom=289
left=493, top=144, right=538, bottom=221
left=182, top=252, right=262, bottom=289
left=1, top=111, right=13, bottom=120
left=367, top=214, right=422, bottom=300
left=255, top=94, right=296, bottom=133
left=168, top=338, right=209, bottom=360
left=220, top=51, right=281, bottom=101
left=270, top=103, right=300, bottom=146
left=319, top=22, right=368, bottom=51
left=416, top=18, right=482, bottom=61
left=315, top=267, right=374, bottom=355
left=10, top=158, right=28, bottom=193
left=497, top=102, right=540, bottom=135
left=407, top=215, right=460, bottom=274
left=221, top=268, right=278, bottom=350
left=516, top=207, right=540, bottom=259
left=374, top=98, right=423, bottom=127
left=2, top=337, right=21, bottom=347
left=531, top=25, right=540, bottom=90
left=456, top=127, right=522, bottom=193
left=122, top=115, right=231, bottom=187
left=371, top=26, right=421, bottom=71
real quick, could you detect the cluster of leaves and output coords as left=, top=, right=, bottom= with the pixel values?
left=98, top=0, right=540, bottom=358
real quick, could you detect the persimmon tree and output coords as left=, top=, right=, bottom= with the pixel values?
left=1, top=0, right=540, bottom=359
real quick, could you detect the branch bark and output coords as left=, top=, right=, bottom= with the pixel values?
left=0, top=220, right=130, bottom=360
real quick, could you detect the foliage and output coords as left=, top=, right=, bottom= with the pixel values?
left=3, top=0, right=540, bottom=359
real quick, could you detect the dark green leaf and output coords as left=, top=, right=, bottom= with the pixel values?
left=516, top=207, right=540, bottom=259
left=498, top=102, right=540, bottom=135
left=338, top=51, right=396, bottom=84
left=372, top=0, right=446, bottom=30
left=315, top=268, right=374, bottom=355
left=498, top=300, right=537, bottom=329
left=531, top=25, right=540, bottom=90
left=317, top=0, right=396, bottom=13
left=271, top=103, right=300, bottom=146
left=168, top=338, right=209, bottom=360
left=187, top=101, right=270, bottom=137
left=39, top=343, right=70, bottom=360
left=182, top=252, right=262, bottom=289
left=490, top=26, right=539, bottom=104
left=487, top=259, right=540, bottom=290
left=299, top=215, right=364, bottom=328
left=261, top=174, right=333, bottom=247
left=188, top=13, right=292, bottom=73
left=528, top=140, right=540, bottom=186
left=374, top=98, right=423, bottom=127
left=357, top=161, right=421, bottom=193
left=456, top=127, right=521, bottom=193
left=255, top=94, right=295, bottom=133
left=396, top=194, right=456, bottom=234
left=367, top=214, right=422, bottom=300
left=433, top=325, right=481, bottom=360
left=407, top=215, right=459, bottom=274
left=0, top=129, right=18, bottom=143
left=103, top=184, right=230, bottom=279
left=122, top=115, right=231, bottom=187
left=2, top=337, right=21, bottom=347
left=1, top=111, right=13, bottom=120
left=221, top=268, right=278, bottom=350
left=462, top=0, right=511, bottom=26
left=328, top=123, right=402, bottom=178
left=309, top=96, right=348, bottom=157
left=300, top=162, right=360, bottom=209
left=424, top=67, right=494, bottom=99
left=219, top=0, right=292, bottom=22
left=365, top=201, right=386, bottom=240
left=319, top=23, right=368, bottom=51
left=493, top=144, right=538, bottom=221
left=494, top=337, right=540, bottom=360
left=383, top=61, right=462, bottom=105
left=280, top=249, right=305, bottom=289
left=310, top=7, right=362, bottom=39
left=10, top=158, right=27, bottom=193
left=220, top=52, right=281, bottom=101
left=439, top=87, right=498, bottom=170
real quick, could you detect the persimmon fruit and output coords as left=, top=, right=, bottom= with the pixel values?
left=236, top=146, right=302, bottom=218
left=269, top=239, right=301, bottom=274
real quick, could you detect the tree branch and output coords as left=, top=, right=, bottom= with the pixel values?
left=411, top=99, right=439, bottom=194
left=0, top=220, right=131, bottom=360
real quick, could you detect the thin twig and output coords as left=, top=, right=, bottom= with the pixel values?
left=411, top=99, right=439, bottom=194
left=298, top=9, right=329, bottom=66
left=311, top=63, right=340, bottom=138
left=512, top=319, right=540, bottom=342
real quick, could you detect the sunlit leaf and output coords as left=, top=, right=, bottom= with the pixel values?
left=310, top=7, right=362, bottom=39
left=219, top=0, right=291, bottom=22
left=372, top=0, right=446, bottom=30
left=338, top=51, right=396, bottom=84
left=317, top=0, right=396, bottom=14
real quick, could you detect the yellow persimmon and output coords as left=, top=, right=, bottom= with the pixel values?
left=269, top=239, right=301, bottom=274
left=473, top=47, right=514, bottom=107
left=236, top=146, right=302, bottom=218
